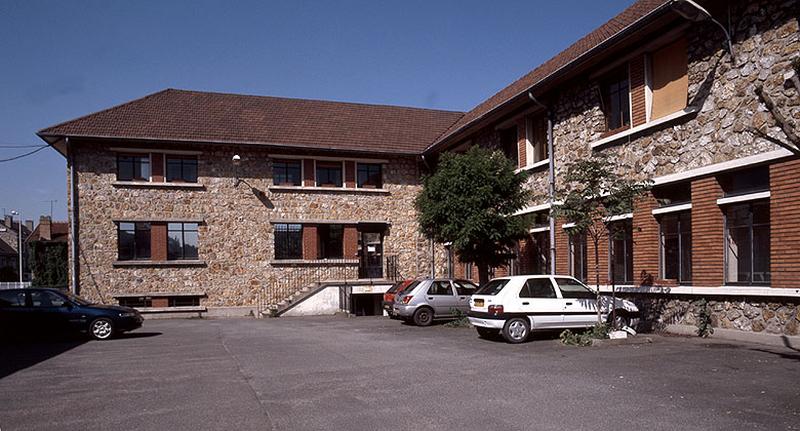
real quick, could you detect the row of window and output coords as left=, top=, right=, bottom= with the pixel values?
left=118, top=222, right=199, bottom=261
left=273, top=159, right=383, bottom=188
left=564, top=201, right=770, bottom=286
left=117, top=154, right=198, bottom=183
left=274, top=223, right=347, bottom=260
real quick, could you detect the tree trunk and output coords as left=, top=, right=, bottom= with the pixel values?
left=478, top=264, right=490, bottom=286
left=594, top=236, right=601, bottom=324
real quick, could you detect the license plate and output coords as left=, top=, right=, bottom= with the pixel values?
left=474, top=299, right=484, bottom=307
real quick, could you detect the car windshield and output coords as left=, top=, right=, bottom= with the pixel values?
left=475, top=279, right=510, bottom=296
left=63, top=292, right=92, bottom=306
left=554, top=278, right=596, bottom=299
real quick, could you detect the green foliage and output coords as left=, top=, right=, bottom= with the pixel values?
left=416, top=146, right=533, bottom=273
left=559, top=323, right=610, bottom=346
left=444, top=308, right=471, bottom=328
left=696, top=299, right=715, bottom=338
left=29, top=241, right=68, bottom=287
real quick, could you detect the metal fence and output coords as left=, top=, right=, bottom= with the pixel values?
left=0, top=282, right=32, bottom=289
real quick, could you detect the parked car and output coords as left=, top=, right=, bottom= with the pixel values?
left=382, top=279, right=418, bottom=318
left=0, top=288, right=143, bottom=340
left=468, top=275, right=639, bottom=343
left=393, top=278, right=479, bottom=326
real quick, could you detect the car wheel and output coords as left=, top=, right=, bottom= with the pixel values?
left=413, top=307, right=434, bottom=326
left=90, top=318, right=114, bottom=340
left=476, top=327, right=498, bottom=339
left=502, top=317, right=529, bottom=344
left=608, top=311, right=630, bottom=330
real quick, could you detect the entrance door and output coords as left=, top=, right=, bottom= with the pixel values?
left=359, top=231, right=383, bottom=279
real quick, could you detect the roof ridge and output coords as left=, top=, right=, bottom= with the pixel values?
left=37, top=88, right=175, bottom=136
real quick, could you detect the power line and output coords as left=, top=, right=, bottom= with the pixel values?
left=0, top=144, right=48, bottom=148
left=0, top=146, right=49, bottom=163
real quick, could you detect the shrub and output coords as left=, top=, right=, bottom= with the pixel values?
left=696, top=299, right=714, bottom=338
left=559, top=323, right=610, bottom=346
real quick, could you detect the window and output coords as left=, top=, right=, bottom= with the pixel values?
left=725, top=202, right=770, bottom=285
left=721, top=166, right=770, bottom=197
left=30, top=290, right=66, bottom=307
left=653, top=182, right=691, bottom=207
left=118, top=222, right=151, bottom=260
left=453, top=280, right=478, bottom=295
left=169, top=296, right=200, bottom=307
left=650, top=37, right=688, bottom=120
left=601, top=66, right=630, bottom=132
left=317, top=224, right=343, bottom=259
left=519, top=278, right=556, bottom=298
left=527, top=115, right=548, bottom=164
left=555, top=277, right=596, bottom=299
left=569, top=233, right=588, bottom=282
left=427, top=281, right=454, bottom=296
left=167, top=223, right=199, bottom=260
left=660, top=212, right=692, bottom=283
left=273, top=160, right=302, bottom=186
left=315, top=162, right=343, bottom=187
left=0, top=290, right=26, bottom=307
left=609, top=220, right=634, bottom=285
left=117, top=154, right=150, bottom=181
left=166, top=156, right=198, bottom=183
left=357, top=163, right=382, bottom=188
left=465, top=262, right=473, bottom=280
left=499, top=127, right=518, bottom=166
left=274, top=224, right=303, bottom=260
left=532, top=231, right=550, bottom=275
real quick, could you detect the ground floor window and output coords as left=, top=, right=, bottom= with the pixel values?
left=660, top=212, right=691, bottom=283
left=531, top=231, right=549, bottom=274
left=609, top=220, right=633, bottom=285
left=275, top=223, right=302, bottom=260
left=167, top=223, right=199, bottom=260
left=465, top=262, right=473, bottom=280
left=317, top=224, right=343, bottom=259
left=569, top=233, right=587, bottom=282
left=118, top=222, right=151, bottom=260
left=725, top=202, right=770, bottom=285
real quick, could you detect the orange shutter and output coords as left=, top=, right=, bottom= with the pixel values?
left=651, top=38, right=688, bottom=120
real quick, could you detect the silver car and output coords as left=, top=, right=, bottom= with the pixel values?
left=393, top=278, right=479, bottom=326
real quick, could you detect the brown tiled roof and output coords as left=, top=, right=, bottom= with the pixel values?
left=38, top=89, right=464, bottom=155
left=428, top=0, right=671, bottom=151
left=27, top=222, right=69, bottom=243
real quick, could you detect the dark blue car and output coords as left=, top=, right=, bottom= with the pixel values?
left=0, top=288, right=143, bottom=340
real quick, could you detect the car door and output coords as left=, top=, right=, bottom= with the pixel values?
left=554, top=277, right=598, bottom=328
left=452, top=280, right=478, bottom=313
left=0, top=289, right=30, bottom=333
left=29, top=290, right=71, bottom=334
left=425, top=280, right=457, bottom=316
left=518, top=277, right=564, bottom=329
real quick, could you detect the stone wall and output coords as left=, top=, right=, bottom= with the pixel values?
left=72, top=140, right=444, bottom=307
left=621, top=293, right=800, bottom=336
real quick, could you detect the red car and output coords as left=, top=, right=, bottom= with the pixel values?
left=382, top=279, right=418, bottom=318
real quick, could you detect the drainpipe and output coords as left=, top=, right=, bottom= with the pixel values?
left=528, top=92, right=557, bottom=275
left=67, top=137, right=78, bottom=294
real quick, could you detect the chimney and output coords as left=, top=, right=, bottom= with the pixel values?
left=3, top=215, right=11, bottom=229
left=25, top=220, right=33, bottom=233
left=40, top=216, right=52, bottom=241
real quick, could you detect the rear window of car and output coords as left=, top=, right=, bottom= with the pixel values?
left=0, top=290, right=26, bottom=307
left=399, top=280, right=421, bottom=294
left=386, top=281, right=408, bottom=294
left=555, top=278, right=596, bottom=299
left=475, top=279, right=510, bottom=296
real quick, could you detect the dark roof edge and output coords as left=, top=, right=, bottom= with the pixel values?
left=424, top=1, right=674, bottom=154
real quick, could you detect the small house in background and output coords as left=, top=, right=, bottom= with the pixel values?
left=0, top=214, right=33, bottom=282
left=26, top=216, right=69, bottom=287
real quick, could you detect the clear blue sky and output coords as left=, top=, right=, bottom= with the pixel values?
left=0, top=0, right=634, bottom=222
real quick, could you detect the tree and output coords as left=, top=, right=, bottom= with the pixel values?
left=552, top=154, right=652, bottom=324
left=416, top=146, right=533, bottom=285
left=29, top=241, right=68, bottom=287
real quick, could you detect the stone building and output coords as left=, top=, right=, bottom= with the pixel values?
left=38, top=0, right=800, bottom=332
left=429, top=0, right=800, bottom=335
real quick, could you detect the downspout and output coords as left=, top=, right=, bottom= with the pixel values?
left=528, top=92, right=557, bottom=275
left=67, top=137, right=78, bottom=294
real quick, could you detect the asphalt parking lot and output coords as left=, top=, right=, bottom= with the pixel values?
left=1, top=316, right=799, bottom=431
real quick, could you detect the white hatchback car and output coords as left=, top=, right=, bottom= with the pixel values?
left=468, top=275, right=639, bottom=343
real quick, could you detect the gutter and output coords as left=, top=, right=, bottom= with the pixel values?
left=425, top=0, right=674, bottom=154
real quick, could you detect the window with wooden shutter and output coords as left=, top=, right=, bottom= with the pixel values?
left=651, top=37, right=688, bottom=120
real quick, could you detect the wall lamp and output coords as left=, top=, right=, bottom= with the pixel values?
left=232, top=154, right=242, bottom=187
left=669, top=0, right=735, bottom=63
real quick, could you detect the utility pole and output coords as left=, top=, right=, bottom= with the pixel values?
left=11, top=210, right=22, bottom=283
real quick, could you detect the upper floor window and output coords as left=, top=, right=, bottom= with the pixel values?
left=274, top=223, right=302, bottom=260
left=527, top=115, right=548, bottom=164
left=316, top=162, right=343, bottom=187
left=357, top=163, right=382, bottom=188
left=118, top=222, right=151, bottom=260
left=601, top=66, right=630, bottom=132
left=499, top=127, right=518, bottom=166
left=167, top=223, right=199, bottom=260
left=166, top=156, right=198, bottom=183
left=273, top=159, right=302, bottom=186
left=117, top=154, right=150, bottom=182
